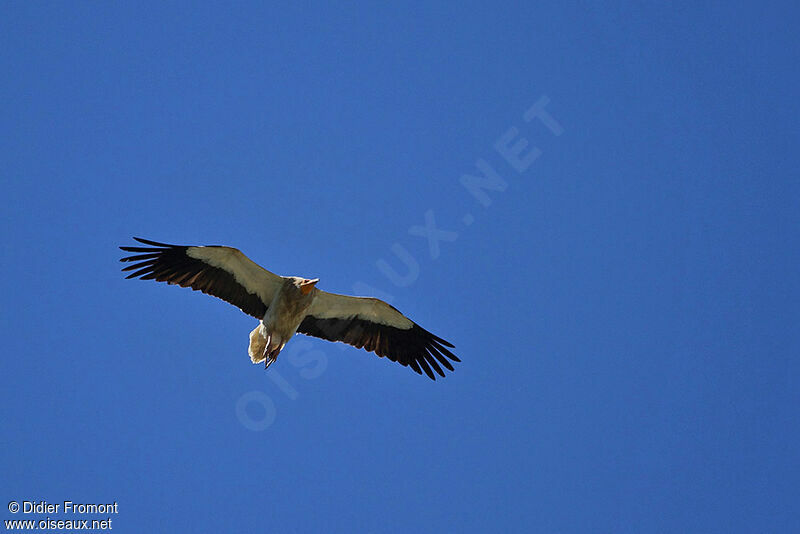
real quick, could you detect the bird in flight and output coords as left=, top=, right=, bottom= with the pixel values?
left=119, top=238, right=459, bottom=379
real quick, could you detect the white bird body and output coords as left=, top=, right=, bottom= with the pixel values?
left=251, top=277, right=318, bottom=367
left=120, top=238, right=459, bottom=379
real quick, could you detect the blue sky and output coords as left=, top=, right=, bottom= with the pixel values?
left=2, top=2, right=799, bottom=532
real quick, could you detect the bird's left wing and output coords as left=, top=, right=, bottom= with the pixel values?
left=119, top=237, right=282, bottom=319
left=298, top=290, right=459, bottom=380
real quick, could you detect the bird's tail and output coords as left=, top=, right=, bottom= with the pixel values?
left=248, top=325, right=267, bottom=364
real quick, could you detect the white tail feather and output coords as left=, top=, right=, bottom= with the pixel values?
left=248, top=324, right=267, bottom=364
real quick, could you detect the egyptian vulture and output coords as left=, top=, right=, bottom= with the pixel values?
left=119, top=238, right=459, bottom=379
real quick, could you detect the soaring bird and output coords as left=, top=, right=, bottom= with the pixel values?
left=119, top=238, right=459, bottom=379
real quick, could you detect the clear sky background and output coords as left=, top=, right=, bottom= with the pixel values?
left=2, top=2, right=799, bottom=533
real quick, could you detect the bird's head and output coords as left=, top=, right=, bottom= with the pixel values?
left=297, top=278, right=319, bottom=295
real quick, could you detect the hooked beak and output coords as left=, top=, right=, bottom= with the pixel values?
left=299, top=278, right=319, bottom=295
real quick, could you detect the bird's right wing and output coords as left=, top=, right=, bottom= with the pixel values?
left=119, top=237, right=282, bottom=319
left=298, top=290, right=459, bottom=379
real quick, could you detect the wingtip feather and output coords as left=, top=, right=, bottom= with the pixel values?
left=132, top=237, right=175, bottom=247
